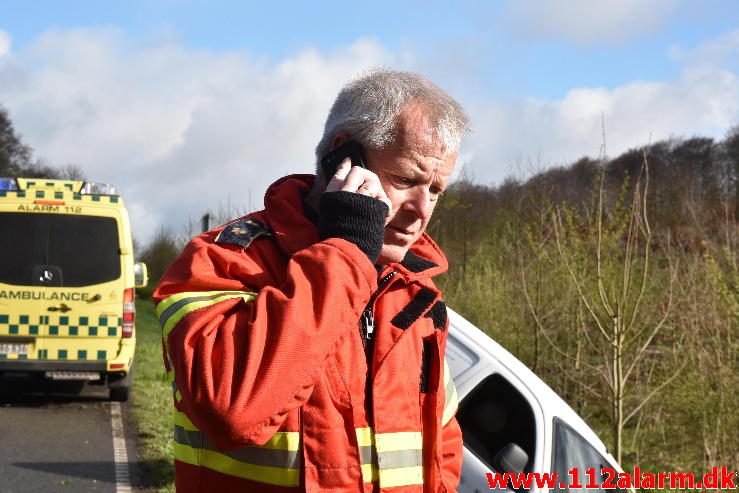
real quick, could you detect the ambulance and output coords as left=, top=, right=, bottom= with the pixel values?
left=0, top=177, right=147, bottom=401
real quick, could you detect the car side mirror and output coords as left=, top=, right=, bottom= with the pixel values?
left=134, top=262, right=149, bottom=288
left=493, top=443, right=529, bottom=474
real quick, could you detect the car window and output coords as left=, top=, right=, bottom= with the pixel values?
left=456, top=373, right=537, bottom=493
left=552, top=418, right=622, bottom=492
left=0, top=212, right=121, bottom=287
left=458, top=373, right=536, bottom=473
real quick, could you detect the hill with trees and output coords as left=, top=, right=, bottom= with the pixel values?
left=431, top=130, right=738, bottom=471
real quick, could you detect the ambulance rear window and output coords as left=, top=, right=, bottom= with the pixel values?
left=0, top=212, right=121, bottom=287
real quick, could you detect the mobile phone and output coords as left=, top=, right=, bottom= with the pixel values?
left=320, top=139, right=367, bottom=180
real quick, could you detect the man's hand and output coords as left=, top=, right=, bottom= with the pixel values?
left=318, top=158, right=391, bottom=264
left=326, top=158, right=392, bottom=217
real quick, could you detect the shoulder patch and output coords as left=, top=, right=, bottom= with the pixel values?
left=215, top=218, right=273, bottom=250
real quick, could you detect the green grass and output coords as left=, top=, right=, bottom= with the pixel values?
left=132, top=298, right=174, bottom=492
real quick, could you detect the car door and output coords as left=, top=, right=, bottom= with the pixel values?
left=37, top=212, right=124, bottom=364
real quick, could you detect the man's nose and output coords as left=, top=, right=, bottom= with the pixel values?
left=403, top=187, right=432, bottom=219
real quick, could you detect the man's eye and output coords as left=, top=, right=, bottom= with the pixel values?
left=396, top=177, right=415, bottom=186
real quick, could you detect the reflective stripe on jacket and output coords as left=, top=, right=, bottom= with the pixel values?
left=154, top=174, right=463, bottom=492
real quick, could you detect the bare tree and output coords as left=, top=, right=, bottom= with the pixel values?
left=723, top=125, right=739, bottom=221
left=543, top=150, right=680, bottom=463
left=0, top=105, right=33, bottom=176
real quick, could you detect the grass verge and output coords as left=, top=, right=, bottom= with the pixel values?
left=132, top=297, right=174, bottom=492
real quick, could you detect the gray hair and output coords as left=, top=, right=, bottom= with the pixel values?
left=315, top=68, right=470, bottom=176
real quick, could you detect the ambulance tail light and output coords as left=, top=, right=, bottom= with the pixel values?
left=122, top=288, right=135, bottom=338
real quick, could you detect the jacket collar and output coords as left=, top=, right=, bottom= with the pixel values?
left=262, top=174, right=448, bottom=281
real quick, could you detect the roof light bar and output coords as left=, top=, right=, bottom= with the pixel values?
left=80, top=182, right=117, bottom=195
left=0, top=177, right=19, bottom=191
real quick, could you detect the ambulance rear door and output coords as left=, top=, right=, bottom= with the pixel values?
left=0, top=209, right=124, bottom=366
left=0, top=211, right=52, bottom=363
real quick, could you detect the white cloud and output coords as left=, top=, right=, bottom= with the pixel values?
left=0, top=29, right=10, bottom=58
left=463, top=33, right=739, bottom=184
left=503, top=0, right=679, bottom=44
left=0, top=28, right=404, bottom=243
left=669, top=28, right=739, bottom=70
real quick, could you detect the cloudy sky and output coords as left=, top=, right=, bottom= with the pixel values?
left=1, top=0, right=738, bottom=244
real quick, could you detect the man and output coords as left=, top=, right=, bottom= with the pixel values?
left=154, top=68, right=469, bottom=492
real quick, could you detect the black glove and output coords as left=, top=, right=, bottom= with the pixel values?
left=318, top=191, right=389, bottom=264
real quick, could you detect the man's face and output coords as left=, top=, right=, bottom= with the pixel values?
left=364, top=104, right=458, bottom=264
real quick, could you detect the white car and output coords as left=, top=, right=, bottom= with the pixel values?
left=448, top=308, right=624, bottom=493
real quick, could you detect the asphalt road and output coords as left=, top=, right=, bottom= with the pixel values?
left=0, top=377, right=138, bottom=493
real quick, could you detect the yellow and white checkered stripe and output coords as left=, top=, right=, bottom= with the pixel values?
left=0, top=313, right=122, bottom=338
left=0, top=188, right=121, bottom=204
left=0, top=313, right=123, bottom=361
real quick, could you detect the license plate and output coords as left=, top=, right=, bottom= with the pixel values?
left=0, top=343, right=29, bottom=355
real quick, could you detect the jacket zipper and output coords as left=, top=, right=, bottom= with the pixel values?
left=361, top=269, right=397, bottom=422
left=361, top=270, right=397, bottom=354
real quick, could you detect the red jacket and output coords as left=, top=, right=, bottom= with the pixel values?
left=153, top=175, right=462, bottom=492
